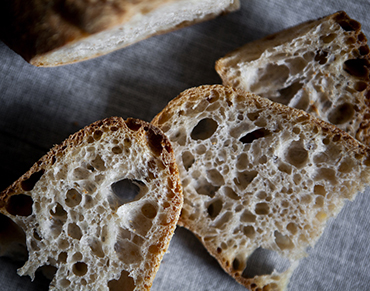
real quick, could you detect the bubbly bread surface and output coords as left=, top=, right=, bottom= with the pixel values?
left=216, top=11, right=370, bottom=145
left=0, top=117, right=183, bottom=291
left=0, top=0, right=240, bottom=66
left=152, top=85, right=370, bottom=291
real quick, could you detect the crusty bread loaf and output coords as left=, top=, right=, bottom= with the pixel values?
left=0, top=117, right=183, bottom=290
left=216, top=11, right=370, bottom=145
left=152, top=85, right=370, bottom=291
left=0, top=0, right=240, bottom=67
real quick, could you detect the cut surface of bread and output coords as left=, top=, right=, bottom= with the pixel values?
left=0, top=0, right=240, bottom=67
left=0, top=117, right=183, bottom=291
left=216, top=11, right=370, bottom=145
left=152, top=85, right=370, bottom=291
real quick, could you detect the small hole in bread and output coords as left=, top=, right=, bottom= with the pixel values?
left=50, top=203, right=67, bottom=220
left=73, top=167, right=91, bottom=180
left=195, top=180, right=220, bottom=198
left=108, top=270, right=135, bottom=291
left=240, top=209, right=256, bottom=223
left=21, top=170, right=45, bottom=191
left=239, top=128, right=271, bottom=144
left=314, top=50, right=329, bottom=64
left=190, top=118, right=218, bottom=140
left=243, top=225, right=256, bottom=239
left=255, top=203, right=269, bottom=215
left=274, top=231, right=294, bottom=250
left=6, top=194, right=34, bottom=216
left=65, top=189, right=82, bottom=207
left=285, top=141, right=308, bottom=168
left=88, top=237, right=105, bottom=258
left=327, top=102, right=355, bottom=125
left=242, top=247, right=290, bottom=279
left=93, top=130, right=103, bottom=141
left=344, top=59, right=369, bottom=78
left=223, top=186, right=240, bottom=200
left=114, top=239, right=143, bottom=265
left=72, top=262, right=88, bottom=276
left=276, top=81, right=303, bottom=105
left=354, top=81, right=368, bottom=92
left=58, top=252, right=68, bottom=263
left=182, top=151, right=195, bottom=171
left=112, top=146, right=123, bottom=154
left=320, top=33, right=337, bottom=43
left=207, top=199, right=223, bottom=219
left=233, top=170, right=258, bottom=190
left=91, top=154, right=106, bottom=171
left=141, top=203, right=157, bottom=219
left=68, top=223, right=83, bottom=240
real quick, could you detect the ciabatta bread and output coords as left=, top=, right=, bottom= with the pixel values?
left=0, top=117, right=183, bottom=291
left=216, top=11, right=370, bottom=145
left=152, top=85, right=370, bottom=291
left=0, top=0, right=240, bottom=67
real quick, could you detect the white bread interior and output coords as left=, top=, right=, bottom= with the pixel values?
left=216, top=11, right=370, bottom=145
left=152, top=85, right=370, bottom=291
left=0, top=117, right=183, bottom=291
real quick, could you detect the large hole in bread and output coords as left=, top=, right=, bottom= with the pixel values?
left=110, top=179, right=148, bottom=210
left=108, top=270, right=135, bottom=291
left=6, top=194, right=34, bottom=216
left=242, top=247, right=290, bottom=279
left=327, top=102, right=355, bottom=125
left=21, top=170, right=45, bottom=191
left=239, top=128, right=271, bottom=144
left=190, top=118, right=218, bottom=140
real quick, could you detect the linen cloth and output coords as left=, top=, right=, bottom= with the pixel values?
left=1, top=0, right=370, bottom=290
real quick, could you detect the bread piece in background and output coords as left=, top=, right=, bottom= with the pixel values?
left=0, top=0, right=240, bottom=67
left=216, top=11, right=370, bottom=145
left=152, top=85, right=370, bottom=291
left=0, top=117, right=183, bottom=291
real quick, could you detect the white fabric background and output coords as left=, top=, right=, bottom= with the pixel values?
left=1, top=0, right=370, bottom=290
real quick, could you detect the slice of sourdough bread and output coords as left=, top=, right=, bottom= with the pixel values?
left=0, top=0, right=240, bottom=67
left=216, top=11, right=370, bottom=145
left=152, top=85, right=370, bottom=291
left=0, top=117, right=183, bottom=291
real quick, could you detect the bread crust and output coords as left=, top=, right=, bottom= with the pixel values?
left=0, top=116, right=183, bottom=291
left=0, top=0, right=240, bottom=66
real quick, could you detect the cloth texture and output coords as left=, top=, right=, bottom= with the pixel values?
left=1, top=0, right=370, bottom=290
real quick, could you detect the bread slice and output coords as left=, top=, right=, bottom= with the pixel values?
left=0, top=117, right=183, bottom=291
left=216, top=11, right=370, bottom=145
left=0, top=0, right=240, bottom=67
left=151, top=85, right=370, bottom=290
